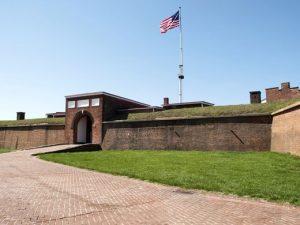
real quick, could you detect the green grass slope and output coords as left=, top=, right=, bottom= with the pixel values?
left=113, top=98, right=300, bottom=121
left=0, top=118, right=65, bottom=126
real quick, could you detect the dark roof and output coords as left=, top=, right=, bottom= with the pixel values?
left=46, top=112, right=66, bottom=116
left=65, top=91, right=150, bottom=107
left=117, top=107, right=163, bottom=114
left=163, top=101, right=214, bottom=110
left=265, top=87, right=279, bottom=90
left=172, top=101, right=213, bottom=106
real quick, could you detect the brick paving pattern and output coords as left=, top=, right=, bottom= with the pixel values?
left=0, top=145, right=299, bottom=225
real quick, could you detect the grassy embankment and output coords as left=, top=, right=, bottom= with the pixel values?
left=0, top=98, right=299, bottom=125
left=0, top=118, right=65, bottom=126
left=39, top=150, right=300, bottom=206
left=113, top=98, right=300, bottom=121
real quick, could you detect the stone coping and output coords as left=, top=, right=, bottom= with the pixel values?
left=272, top=101, right=300, bottom=116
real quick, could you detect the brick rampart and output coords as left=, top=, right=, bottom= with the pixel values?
left=2, top=109, right=299, bottom=155
left=271, top=103, right=300, bottom=156
left=0, top=124, right=65, bottom=149
left=102, top=115, right=272, bottom=151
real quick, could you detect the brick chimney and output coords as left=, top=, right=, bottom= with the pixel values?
left=16, top=112, right=25, bottom=120
left=281, top=82, right=290, bottom=90
left=249, top=91, right=261, bottom=104
left=163, top=97, right=169, bottom=106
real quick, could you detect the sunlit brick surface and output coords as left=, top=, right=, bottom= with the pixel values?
left=0, top=145, right=299, bottom=225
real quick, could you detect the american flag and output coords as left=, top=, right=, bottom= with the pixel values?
left=160, top=10, right=180, bottom=34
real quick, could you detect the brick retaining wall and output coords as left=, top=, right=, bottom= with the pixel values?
left=3, top=109, right=299, bottom=155
left=102, top=114, right=272, bottom=151
left=271, top=103, right=300, bottom=156
left=0, top=124, right=65, bottom=149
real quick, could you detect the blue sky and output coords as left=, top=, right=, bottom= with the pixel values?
left=1, top=0, right=299, bottom=119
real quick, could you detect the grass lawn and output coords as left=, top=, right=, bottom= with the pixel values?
left=39, top=150, right=300, bottom=206
left=0, top=149, right=13, bottom=154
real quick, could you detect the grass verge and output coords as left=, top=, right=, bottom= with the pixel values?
left=39, top=150, right=300, bottom=206
left=0, top=118, right=65, bottom=126
left=0, top=149, right=13, bottom=154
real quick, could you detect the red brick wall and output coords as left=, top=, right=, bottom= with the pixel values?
left=65, top=96, right=103, bottom=144
left=266, top=83, right=300, bottom=103
left=100, top=96, right=150, bottom=143
left=65, top=94, right=149, bottom=145
left=0, top=124, right=65, bottom=149
left=102, top=115, right=272, bottom=151
left=102, top=95, right=149, bottom=121
left=271, top=105, right=300, bottom=156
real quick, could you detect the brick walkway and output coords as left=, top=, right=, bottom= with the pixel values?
left=0, top=145, right=299, bottom=225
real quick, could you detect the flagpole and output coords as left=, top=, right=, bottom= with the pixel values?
left=178, top=7, right=184, bottom=103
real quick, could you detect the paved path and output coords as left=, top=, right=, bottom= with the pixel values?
left=0, top=145, right=299, bottom=225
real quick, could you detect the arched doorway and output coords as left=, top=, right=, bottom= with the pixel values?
left=76, top=115, right=92, bottom=143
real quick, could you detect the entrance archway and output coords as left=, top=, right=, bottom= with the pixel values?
left=76, top=115, right=92, bottom=144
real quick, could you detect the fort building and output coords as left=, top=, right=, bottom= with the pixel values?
left=64, top=92, right=214, bottom=145
left=64, top=92, right=150, bottom=144
left=1, top=82, right=300, bottom=156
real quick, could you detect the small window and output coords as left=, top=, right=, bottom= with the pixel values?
left=91, top=98, right=100, bottom=106
left=68, top=101, right=75, bottom=109
left=77, top=99, right=89, bottom=108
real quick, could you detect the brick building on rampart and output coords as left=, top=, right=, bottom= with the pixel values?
left=250, top=82, right=300, bottom=104
left=266, top=82, right=300, bottom=103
